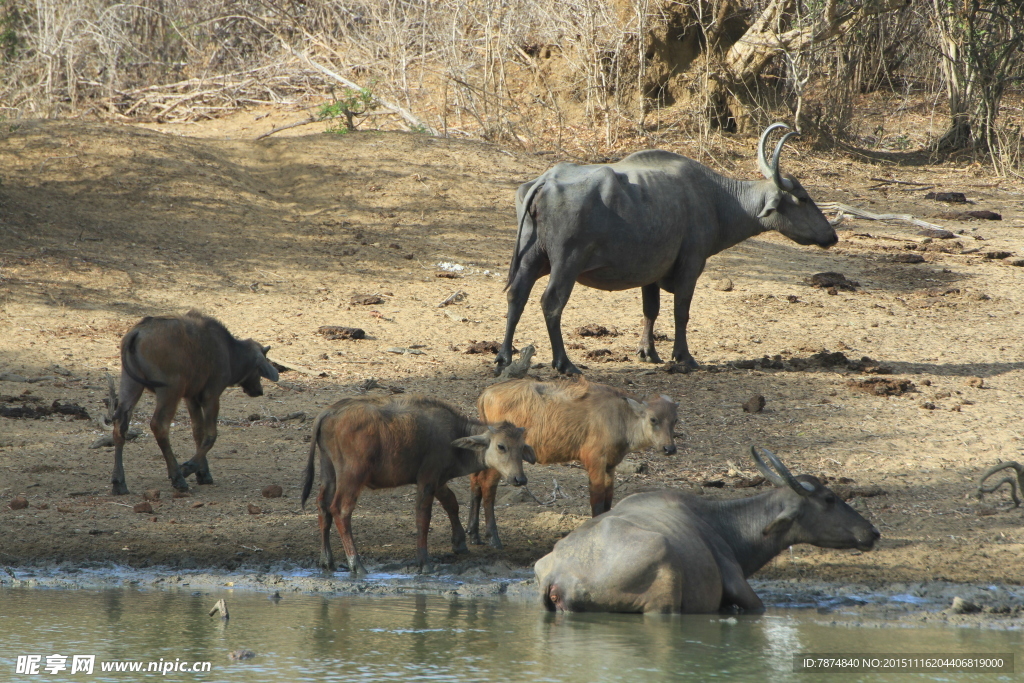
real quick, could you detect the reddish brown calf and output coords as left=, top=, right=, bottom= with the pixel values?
left=301, top=394, right=535, bottom=575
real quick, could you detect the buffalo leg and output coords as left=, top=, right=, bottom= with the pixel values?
left=602, top=467, right=616, bottom=514
left=150, top=391, right=189, bottom=492
left=540, top=264, right=582, bottom=375
left=180, top=395, right=218, bottom=485
left=330, top=475, right=367, bottom=576
left=110, top=376, right=145, bottom=496
left=414, top=483, right=438, bottom=572
left=637, top=283, right=663, bottom=363
left=670, top=260, right=706, bottom=368
left=467, top=468, right=504, bottom=548
left=316, top=484, right=336, bottom=571
left=496, top=251, right=546, bottom=372
left=585, top=462, right=609, bottom=518
left=435, top=484, right=469, bottom=554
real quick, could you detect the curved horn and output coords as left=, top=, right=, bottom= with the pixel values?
left=751, top=446, right=813, bottom=496
left=750, top=445, right=786, bottom=487
left=770, top=131, right=798, bottom=192
left=758, top=123, right=797, bottom=192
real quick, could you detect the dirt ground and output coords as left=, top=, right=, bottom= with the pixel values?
left=1, top=110, right=1024, bottom=592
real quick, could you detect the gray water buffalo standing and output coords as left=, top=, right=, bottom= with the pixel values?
left=468, top=378, right=677, bottom=548
left=496, top=123, right=838, bottom=375
left=535, top=446, right=880, bottom=613
left=301, top=395, right=536, bottom=575
left=110, top=310, right=279, bottom=495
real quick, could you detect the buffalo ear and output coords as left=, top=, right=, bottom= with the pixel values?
left=522, top=444, right=537, bottom=464
left=758, top=191, right=782, bottom=219
left=625, top=397, right=646, bottom=416
left=763, top=505, right=800, bottom=536
left=258, top=358, right=279, bottom=382
left=452, top=434, right=490, bottom=450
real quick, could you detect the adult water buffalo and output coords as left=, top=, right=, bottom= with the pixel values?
left=496, top=124, right=838, bottom=375
left=535, top=447, right=880, bottom=614
left=110, top=311, right=278, bottom=495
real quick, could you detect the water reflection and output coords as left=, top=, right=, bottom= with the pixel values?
left=0, top=588, right=1018, bottom=682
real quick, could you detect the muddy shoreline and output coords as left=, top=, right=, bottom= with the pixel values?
left=3, top=560, right=1024, bottom=630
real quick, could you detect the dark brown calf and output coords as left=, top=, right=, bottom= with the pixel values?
left=468, top=378, right=678, bottom=548
left=300, top=394, right=535, bottom=575
left=110, top=310, right=278, bottom=495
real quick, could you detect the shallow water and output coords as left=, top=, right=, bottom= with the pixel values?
left=1, top=586, right=1020, bottom=682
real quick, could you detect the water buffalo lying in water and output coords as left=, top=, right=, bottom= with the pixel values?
left=110, top=310, right=278, bottom=495
left=468, top=378, right=677, bottom=548
left=535, top=447, right=880, bottom=613
left=301, top=394, right=536, bottom=575
left=496, top=123, right=838, bottom=375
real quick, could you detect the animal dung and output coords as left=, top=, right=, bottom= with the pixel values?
left=847, top=377, right=915, bottom=396
left=574, top=324, right=619, bottom=337
left=143, top=489, right=161, bottom=501
left=247, top=503, right=262, bottom=515
left=8, top=495, right=28, bottom=510
left=741, top=394, right=765, bottom=413
left=662, top=362, right=690, bottom=374
left=925, top=191, right=967, bottom=203
left=585, top=348, right=613, bottom=360
left=710, top=277, right=733, bottom=292
left=807, top=272, right=859, bottom=291
left=982, top=251, right=1013, bottom=260
left=172, top=490, right=189, bottom=499
left=317, top=326, right=365, bottom=340
left=350, top=294, right=385, bottom=305
left=261, top=484, right=283, bottom=498
left=966, top=377, right=984, bottom=389
left=0, top=400, right=91, bottom=420
left=133, top=502, right=153, bottom=514
left=464, top=340, right=501, bottom=354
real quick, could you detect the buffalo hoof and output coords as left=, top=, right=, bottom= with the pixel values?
left=487, top=536, right=504, bottom=550
left=349, top=557, right=368, bottom=577
left=637, top=347, right=662, bottom=363
left=468, top=532, right=484, bottom=546
left=552, top=358, right=582, bottom=375
left=194, top=470, right=214, bottom=486
left=111, top=481, right=129, bottom=496
left=178, top=460, right=198, bottom=477
left=453, top=540, right=470, bottom=555
left=673, top=354, right=699, bottom=370
left=169, top=475, right=190, bottom=492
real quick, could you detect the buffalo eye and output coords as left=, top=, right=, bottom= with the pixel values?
left=649, top=417, right=659, bottom=426
left=824, top=493, right=836, bottom=506
left=497, top=443, right=507, bottom=453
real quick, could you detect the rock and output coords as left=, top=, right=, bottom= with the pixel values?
left=143, top=489, right=161, bottom=501
left=920, top=400, right=936, bottom=410
left=951, top=596, right=981, bottom=614
left=786, top=294, right=800, bottom=303
left=248, top=413, right=261, bottom=422
left=966, top=210, right=1001, bottom=220
left=982, top=251, right=1013, bottom=259
left=191, top=501, right=204, bottom=508
left=742, top=394, right=765, bottom=413
left=172, top=490, right=190, bottom=499
left=247, top=504, right=262, bottom=515
left=807, top=272, right=859, bottom=291
left=925, top=191, right=967, bottom=203
left=317, top=326, right=365, bottom=340
left=918, top=227, right=956, bottom=239
left=8, top=495, right=28, bottom=510
left=711, top=277, right=733, bottom=291
left=732, top=359, right=756, bottom=369
left=1009, top=259, right=1024, bottom=267
left=892, top=253, right=925, bottom=263
left=662, top=362, right=690, bottom=374
left=261, top=484, right=283, bottom=498
left=701, top=479, right=725, bottom=488
left=966, top=377, right=984, bottom=389
left=634, top=462, right=649, bottom=475
left=350, top=294, right=385, bottom=305
left=34, top=503, right=48, bottom=510
left=133, top=502, right=153, bottom=513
